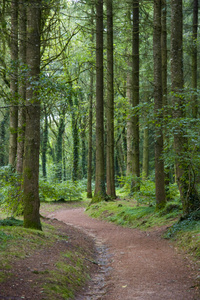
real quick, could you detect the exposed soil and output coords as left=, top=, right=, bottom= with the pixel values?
left=0, top=204, right=200, bottom=300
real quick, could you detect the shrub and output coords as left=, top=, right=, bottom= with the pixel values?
left=0, top=166, right=23, bottom=216
left=39, top=179, right=83, bottom=202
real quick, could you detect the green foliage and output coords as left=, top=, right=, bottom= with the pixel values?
left=0, top=166, right=23, bottom=216
left=87, top=196, right=183, bottom=229
left=0, top=217, right=23, bottom=227
left=117, top=177, right=180, bottom=207
left=164, top=215, right=200, bottom=258
left=39, top=179, right=83, bottom=202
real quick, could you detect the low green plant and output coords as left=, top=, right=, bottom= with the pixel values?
left=39, top=179, right=83, bottom=202
left=164, top=215, right=200, bottom=258
left=0, top=166, right=23, bottom=216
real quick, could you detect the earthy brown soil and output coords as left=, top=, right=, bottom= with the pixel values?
left=0, top=204, right=200, bottom=300
left=0, top=217, right=98, bottom=300
left=47, top=207, right=200, bottom=300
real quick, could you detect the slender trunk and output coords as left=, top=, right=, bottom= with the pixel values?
left=126, top=60, right=134, bottom=176
left=81, top=118, right=86, bottom=178
left=87, top=69, right=93, bottom=197
left=87, top=7, right=94, bottom=198
left=94, top=0, right=106, bottom=199
left=106, top=0, right=116, bottom=198
left=171, top=0, right=199, bottom=215
left=161, top=0, right=170, bottom=192
left=142, top=124, right=149, bottom=179
left=23, top=0, right=42, bottom=230
left=0, top=112, right=9, bottom=166
left=132, top=0, right=140, bottom=190
left=16, top=0, right=26, bottom=174
left=192, top=0, right=198, bottom=118
left=41, top=106, right=48, bottom=179
left=72, top=115, right=79, bottom=182
left=56, top=110, right=65, bottom=182
left=154, top=0, right=166, bottom=209
left=9, top=0, right=18, bottom=168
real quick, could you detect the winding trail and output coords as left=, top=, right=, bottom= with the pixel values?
left=47, top=207, right=199, bottom=300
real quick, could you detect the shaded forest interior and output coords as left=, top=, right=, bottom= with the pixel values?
left=0, top=0, right=200, bottom=228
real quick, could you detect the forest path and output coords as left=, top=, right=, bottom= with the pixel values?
left=47, top=207, right=199, bottom=300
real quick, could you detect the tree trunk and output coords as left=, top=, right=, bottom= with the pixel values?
left=23, top=0, right=42, bottom=230
left=153, top=0, right=166, bottom=209
left=171, top=0, right=199, bottom=215
left=56, top=110, right=65, bottom=182
left=132, top=0, right=140, bottom=191
left=72, top=115, right=79, bottom=182
left=81, top=116, right=87, bottom=179
left=192, top=0, right=198, bottom=118
left=94, top=0, right=106, bottom=199
left=142, top=124, right=149, bottom=179
left=41, top=106, right=48, bottom=179
left=106, top=0, right=116, bottom=198
left=87, top=67, right=94, bottom=198
left=0, top=111, right=9, bottom=166
left=16, top=0, right=26, bottom=174
left=161, top=0, right=170, bottom=192
left=87, top=7, right=94, bottom=198
left=126, top=61, right=134, bottom=177
left=9, top=0, right=18, bottom=168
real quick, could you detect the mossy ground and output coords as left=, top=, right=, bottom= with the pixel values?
left=0, top=212, right=97, bottom=299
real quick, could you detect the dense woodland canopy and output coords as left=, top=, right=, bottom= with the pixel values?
left=0, top=0, right=200, bottom=229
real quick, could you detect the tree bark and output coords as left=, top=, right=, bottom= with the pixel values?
left=87, top=7, right=94, bottom=198
left=23, top=0, right=42, bottom=230
left=94, top=0, right=106, bottom=199
left=16, top=0, right=26, bottom=174
left=87, top=66, right=94, bottom=198
left=142, top=124, right=149, bottom=179
left=161, top=0, right=170, bottom=191
left=56, top=109, right=65, bottom=182
left=126, top=64, right=134, bottom=177
left=192, top=0, right=198, bottom=118
left=106, top=0, right=116, bottom=198
left=41, top=106, right=48, bottom=179
left=171, top=0, right=199, bottom=215
left=9, top=0, right=18, bottom=168
left=132, top=0, right=140, bottom=191
left=153, top=0, right=166, bottom=209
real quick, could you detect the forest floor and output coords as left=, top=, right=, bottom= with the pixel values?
left=0, top=202, right=200, bottom=300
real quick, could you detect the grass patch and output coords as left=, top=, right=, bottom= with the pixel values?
left=0, top=215, right=94, bottom=299
left=86, top=200, right=181, bottom=229
left=43, top=251, right=90, bottom=300
left=164, top=216, right=200, bottom=258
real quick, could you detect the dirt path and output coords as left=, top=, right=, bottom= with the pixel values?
left=47, top=207, right=199, bottom=300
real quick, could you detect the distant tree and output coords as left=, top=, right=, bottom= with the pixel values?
left=41, top=105, right=48, bottom=179
left=55, top=108, right=65, bottom=181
